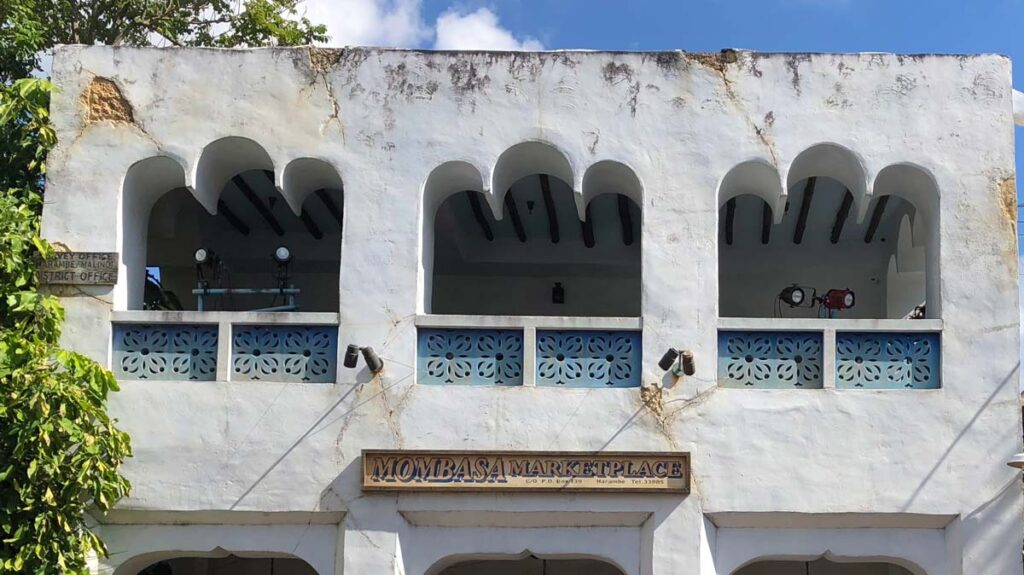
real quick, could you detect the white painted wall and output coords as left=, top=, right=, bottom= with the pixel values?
left=41, top=47, right=1020, bottom=575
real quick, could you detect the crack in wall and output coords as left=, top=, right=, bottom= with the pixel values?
left=307, top=48, right=346, bottom=141
left=639, top=383, right=719, bottom=451
left=684, top=51, right=778, bottom=165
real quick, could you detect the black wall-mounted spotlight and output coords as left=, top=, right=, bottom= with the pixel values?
left=343, top=344, right=360, bottom=368
left=344, top=343, right=384, bottom=374
left=659, top=348, right=695, bottom=376
left=552, top=282, right=565, bottom=305
left=779, top=284, right=811, bottom=308
left=658, top=348, right=679, bottom=372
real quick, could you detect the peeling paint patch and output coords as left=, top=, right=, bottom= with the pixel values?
left=682, top=49, right=738, bottom=74
left=308, top=47, right=343, bottom=74
left=640, top=385, right=664, bottom=417
left=998, top=176, right=1017, bottom=232
left=80, top=77, right=133, bottom=124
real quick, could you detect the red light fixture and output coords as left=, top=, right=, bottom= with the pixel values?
left=822, top=288, right=855, bottom=311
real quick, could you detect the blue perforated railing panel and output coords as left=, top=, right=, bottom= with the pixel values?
left=232, top=325, right=338, bottom=383
left=835, top=332, right=940, bottom=389
left=535, top=330, right=641, bottom=388
left=718, top=331, right=823, bottom=389
left=417, top=328, right=524, bottom=386
left=113, top=323, right=218, bottom=381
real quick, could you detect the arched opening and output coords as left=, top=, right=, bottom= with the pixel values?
left=433, top=555, right=625, bottom=575
left=126, top=145, right=343, bottom=312
left=718, top=149, right=935, bottom=320
left=425, top=146, right=641, bottom=317
left=124, top=554, right=317, bottom=575
left=735, top=558, right=919, bottom=575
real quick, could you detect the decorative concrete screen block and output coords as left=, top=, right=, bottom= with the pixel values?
left=536, top=330, right=642, bottom=387
left=836, top=332, right=940, bottom=389
left=417, top=328, right=524, bottom=386
left=232, top=325, right=338, bottom=383
left=113, top=323, right=218, bottom=381
left=718, top=331, right=823, bottom=389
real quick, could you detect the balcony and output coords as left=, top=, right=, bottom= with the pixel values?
left=415, top=316, right=642, bottom=387
left=111, top=311, right=339, bottom=383
left=717, top=318, right=941, bottom=389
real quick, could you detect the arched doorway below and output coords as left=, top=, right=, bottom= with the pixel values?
left=736, top=558, right=916, bottom=575
left=438, top=556, right=624, bottom=575
left=135, top=555, right=317, bottom=575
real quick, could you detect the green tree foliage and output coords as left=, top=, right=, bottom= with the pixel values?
left=0, top=1, right=327, bottom=572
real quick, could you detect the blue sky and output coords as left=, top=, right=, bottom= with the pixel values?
left=420, top=0, right=1024, bottom=198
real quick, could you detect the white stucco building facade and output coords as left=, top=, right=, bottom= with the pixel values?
left=41, top=46, right=1022, bottom=574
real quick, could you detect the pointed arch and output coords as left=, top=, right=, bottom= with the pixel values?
left=115, top=551, right=320, bottom=575
left=426, top=551, right=628, bottom=575
left=733, top=555, right=926, bottom=575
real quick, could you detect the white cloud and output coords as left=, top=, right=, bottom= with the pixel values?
left=301, top=0, right=431, bottom=47
left=434, top=7, right=543, bottom=51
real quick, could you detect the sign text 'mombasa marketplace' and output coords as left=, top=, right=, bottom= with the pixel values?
left=362, top=450, right=690, bottom=493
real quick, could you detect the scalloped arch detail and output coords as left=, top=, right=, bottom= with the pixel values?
left=192, top=136, right=275, bottom=213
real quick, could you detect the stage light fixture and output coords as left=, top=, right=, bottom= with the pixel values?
left=779, top=284, right=808, bottom=308
left=822, top=288, right=856, bottom=311
left=273, top=245, right=292, bottom=264
left=194, top=248, right=210, bottom=265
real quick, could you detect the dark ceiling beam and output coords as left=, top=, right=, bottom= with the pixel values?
left=503, top=193, right=527, bottom=243
left=465, top=190, right=494, bottom=241
left=316, top=189, right=344, bottom=229
left=232, top=175, right=284, bottom=236
left=538, top=174, right=560, bottom=244
left=299, top=209, right=324, bottom=240
left=830, top=190, right=854, bottom=244
left=761, top=201, right=772, bottom=245
left=793, top=176, right=817, bottom=245
left=864, top=195, right=890, bottom=243
left=724, top=197, right=736, bottom=246
left=217, top=199, right=250, bottom=235
left=618, top=195, right=634, bottom=246
left=581, top=204, right=595, bottom=248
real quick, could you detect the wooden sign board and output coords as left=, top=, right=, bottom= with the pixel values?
left=39, top=252, right=118, bottom=285
left=362, top=450, right=690, bottom=493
